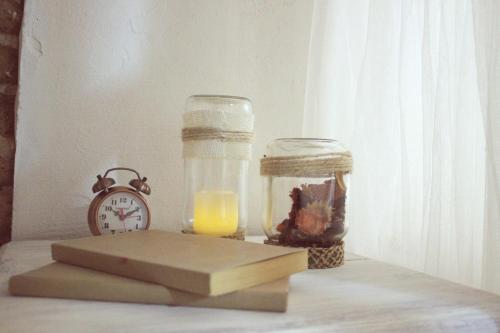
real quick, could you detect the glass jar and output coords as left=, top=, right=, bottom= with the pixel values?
left=261, top=138, right=352, bottom=248
left=182, top=95, right=254, bottom=239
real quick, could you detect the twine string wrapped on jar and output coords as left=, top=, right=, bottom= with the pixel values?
left=260, top=151, right=353, bottom=177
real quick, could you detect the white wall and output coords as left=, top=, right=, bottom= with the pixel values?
left=12, top=0, right=313, bottom=239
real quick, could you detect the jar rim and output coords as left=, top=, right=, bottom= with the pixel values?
left=266, top=138, right=348, bottom=156
left=189, top=95, right=252, bottom=103
left=274, top=138, right=338, bottom=143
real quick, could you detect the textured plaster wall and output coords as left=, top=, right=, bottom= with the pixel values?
left=12, top=0, right=313, bottom=239
left=0, top=0, right=23, bottom=245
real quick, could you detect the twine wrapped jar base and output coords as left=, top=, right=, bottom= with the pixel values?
left=264, top=239, right=344, bottom=269
left=182, top=230, right=245, bottom=241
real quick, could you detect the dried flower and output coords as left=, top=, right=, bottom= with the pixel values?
left=300, top=180, right=335, bottom=203
left=276, top=219, right=289, bottom=233
left=296, top=201, right=332, bottom=236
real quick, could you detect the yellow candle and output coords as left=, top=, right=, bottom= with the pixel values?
left=193, top=190, right=238, bottom=236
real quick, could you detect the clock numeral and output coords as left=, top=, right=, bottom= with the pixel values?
left=103, top=222, right=109, bottom=229
left=120, top=198, right=127, bottom=203
left=137, top=216, right=142, bottom=221
left=136, top=206, right=140, bottom=210
left=111, top=199, right=117, bottom=205
left=135, top=224, right=139, bottom=229
left=131, top=200, right=134, bottom=205
left=105, top=206, right=112, bottom=211
left=101, top=214, right=106, bottom=220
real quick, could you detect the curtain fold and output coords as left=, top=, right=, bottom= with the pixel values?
left=472, top=0, right=500, bottom=295
left=304, top=0, right=499, bottom=292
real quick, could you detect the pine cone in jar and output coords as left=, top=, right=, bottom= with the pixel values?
left=296, top=201, right=333, bottom=236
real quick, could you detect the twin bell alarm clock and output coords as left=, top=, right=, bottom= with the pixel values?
left=88, top=167, right=151, bottom=235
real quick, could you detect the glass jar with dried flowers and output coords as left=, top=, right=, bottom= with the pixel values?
left=261, top=138, right=352, bottom=268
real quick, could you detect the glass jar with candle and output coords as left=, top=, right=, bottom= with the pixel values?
left=182, top=95, right=254, bottom=239
left=261, top=139, right=352, bottom=267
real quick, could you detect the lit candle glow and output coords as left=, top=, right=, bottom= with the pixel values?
left=193, top=191, right=238, bottom=236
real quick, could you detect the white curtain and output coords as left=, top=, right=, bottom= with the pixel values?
left=303, top=0, right=500, bottom=293
left=472, top=0, right=500, bottom=294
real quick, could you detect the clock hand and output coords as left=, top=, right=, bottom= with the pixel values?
left=111, top=209, right=120, bottom=216
left=118, top=208, right=127, bottom=231
left=118, top=208, right=126, bottom=221
left=125, top=207, right=140, bottom=217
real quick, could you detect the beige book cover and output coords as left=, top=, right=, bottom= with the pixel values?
left=9, top=262, right=289, bottom=312
left=51, top=230, right=307, bottom=296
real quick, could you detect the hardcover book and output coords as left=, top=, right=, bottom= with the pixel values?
left=9, top=262, right=289, bottom=312
left=51, top=230, right=307, bottom=296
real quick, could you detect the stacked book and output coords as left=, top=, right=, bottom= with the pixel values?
left=9, top=230, right=308, bottom=312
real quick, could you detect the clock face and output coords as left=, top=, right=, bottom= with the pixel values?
left=96, top=190, right=149, bottom=235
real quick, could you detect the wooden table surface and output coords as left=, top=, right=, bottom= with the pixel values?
left=1, top=239, right=500, bottom=333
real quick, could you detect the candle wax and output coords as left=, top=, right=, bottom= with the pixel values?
left=193, top=191, right=238, bottom=236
